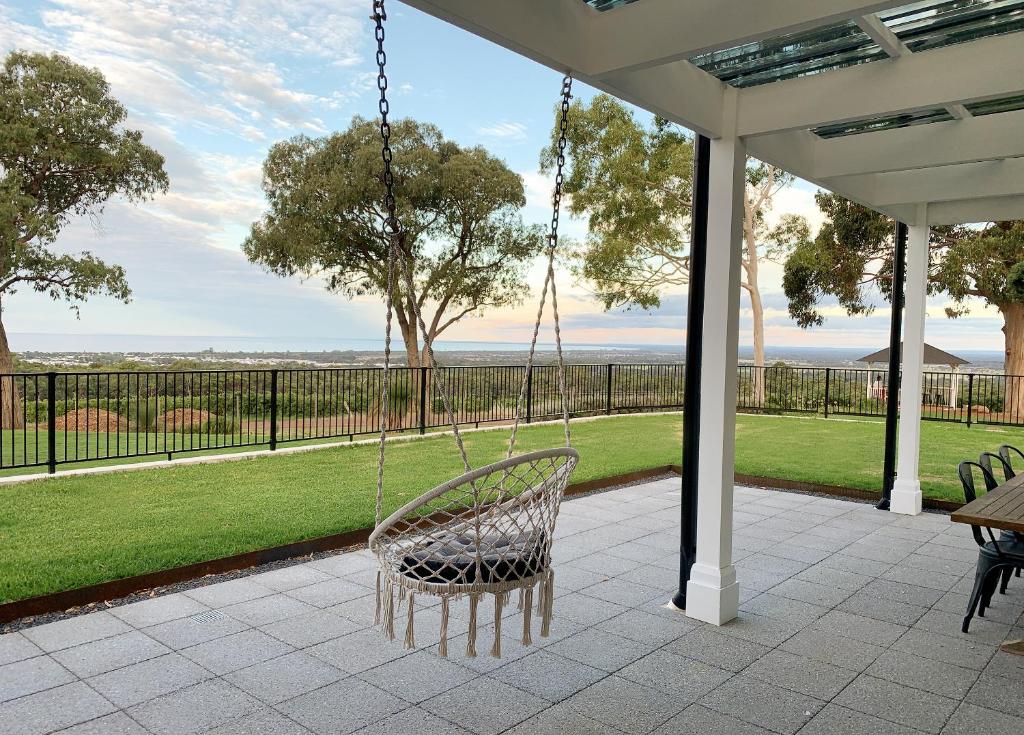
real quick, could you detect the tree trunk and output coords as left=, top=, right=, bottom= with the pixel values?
left=0, top=316, right=24, bottom=430
left=743, top=207, right=766, bottom=406
left=1001, top=303, right=1024, bottom=419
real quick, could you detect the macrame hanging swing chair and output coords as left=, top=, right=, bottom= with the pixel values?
left=367, top=0, right=579, bottom=659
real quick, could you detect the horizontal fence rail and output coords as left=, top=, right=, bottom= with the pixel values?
left=2, top=364, right=1016, bottom=474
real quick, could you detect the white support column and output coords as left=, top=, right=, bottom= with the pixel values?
left=891, top=205, right=929, bottom=516
left=686, top=93, right=744, bottom=625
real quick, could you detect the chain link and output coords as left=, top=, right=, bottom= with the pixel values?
left=373, top=1, right=399, bottom=235
left=549, top=76, right=573, bottom=252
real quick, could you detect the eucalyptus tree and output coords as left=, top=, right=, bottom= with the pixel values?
left=245, top=117, right=544, bottom=369
left=542, top=93, right=802, bottom=400
left=1, top=51, right=168, bottom=427
left=783, top=193, right=1024, bottom=411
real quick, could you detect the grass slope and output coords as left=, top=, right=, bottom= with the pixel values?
left=3, top=413, right=1021, bottom=603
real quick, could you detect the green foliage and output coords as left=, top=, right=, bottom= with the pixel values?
left=541, top=95, right=693, bottom=309
left=0, top=51, right=167, bottom=311
left=244, top=117, right=544, bottom=363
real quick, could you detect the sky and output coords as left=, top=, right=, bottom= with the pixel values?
left=0, top=0, right=1007, bottom=354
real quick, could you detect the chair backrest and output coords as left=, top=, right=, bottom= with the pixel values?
left=998, top=444, right=1024, bottom=478
left=957, top=460, right=995, bottom=548
left=979, top=452, right=1012, bottom=487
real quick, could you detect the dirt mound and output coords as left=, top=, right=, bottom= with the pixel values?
left=159, top=408, right=215, bottom=430
left=55, top=409, right=129, bottom=433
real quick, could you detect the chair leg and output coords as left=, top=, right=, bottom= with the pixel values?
left=963, top=562, right=991, bottom=633
left=1000, top=566, right=1013, bottom=594
left=980, top=568, right=1001, bottom=616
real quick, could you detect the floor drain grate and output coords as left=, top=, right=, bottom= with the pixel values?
left=189, top=610, right=226, bottom=624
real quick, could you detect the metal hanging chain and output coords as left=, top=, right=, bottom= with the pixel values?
left=373, top=0, right=398, bottom=527
left=507, top=74, right=574, bottom=457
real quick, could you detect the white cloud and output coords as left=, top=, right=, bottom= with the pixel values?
left=477, top=121, right=528, bottom=140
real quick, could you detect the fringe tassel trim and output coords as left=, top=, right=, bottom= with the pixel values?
left=438, top=597, right=450, bottom=658
left=522, top=585, right=534, bottom=646
left=404, top=593, right=416, bottom=649
left=541, top=568, right=554, bottom=638
left=491, top=592, right=504, bottom=658
left=466, top=594, right=479, bottom=658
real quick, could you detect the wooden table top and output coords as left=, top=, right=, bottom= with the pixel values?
left=951, top=472, right=1024, bottom=533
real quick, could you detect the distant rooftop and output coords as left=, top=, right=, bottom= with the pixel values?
left=858, top=342, right=971, bottom=366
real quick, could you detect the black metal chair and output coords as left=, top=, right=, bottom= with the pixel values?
left=957, top=461, right=1024, bottom=632
left=992, top=446, right=1024, bottom=582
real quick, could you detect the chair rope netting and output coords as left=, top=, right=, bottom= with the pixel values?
left=367, top=1, right=579, bottom=659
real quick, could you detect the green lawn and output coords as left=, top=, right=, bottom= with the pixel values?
left=2, top=412, right=1021, bottom=604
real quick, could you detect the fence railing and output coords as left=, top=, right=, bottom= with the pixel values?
left=3, top=364, right=1019, bottom=474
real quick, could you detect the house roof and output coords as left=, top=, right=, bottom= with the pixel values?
left=402, top=0, right=1024, bottom=227
left=858, top=342, right=971, bottom=366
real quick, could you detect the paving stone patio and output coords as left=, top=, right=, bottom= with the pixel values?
left=2, top=479, right=1023, bottom=734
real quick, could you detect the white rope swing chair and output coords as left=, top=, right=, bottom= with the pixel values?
left=368, top=1, right=578, bottom=659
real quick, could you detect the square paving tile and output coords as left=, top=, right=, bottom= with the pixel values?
left=205, top=708, right=314, bottom=734
left=248, top=565, right=333, bottom=592
left=942, top=702, right=1024, bottom=735
left=351, top=706, right=473, bottom=734
left=180, top=629, right=293, bottom=675
left=664, top=627, right=770, bottom=672
left=225, top=650, right=344, bottom=704
left=964, top=672, right=1024, bottom=718
left=834, top=673, right=958, bottom=733
left=743, top=649, right=857, bottom=699
left=50, top=630, right=171, bottom=678
left=699, top=674, right=824, bottom=735
left=563, top=675, right=690, bottom=734
left=488, top=649, right=605, bottom=702
left=780, top=628, right=887, bottom=672
left=0, top=681, right=117, bottom=735
left=143, top=612, right=248, bottom=650
left=0, top=654, right=76, bottom=703
left=864, top=648, right=979, bottom=699
left=307, top=629, right=414, bottom=674
left=0, top=633, right=42, bottom=667
left=420, top=676, right=547, bottom=735
left=182, top=578, right=273, bottom=608
left=127, top=679, right=263, bottom=735
left=617, top=649, right=731, bottom=700
left=285, top=580, right=371, bottom=608
left=358, top=649, right=477, bottom=704
left=260, top=609, right=364, bottom=648
left=594, top=608, right=697, bottom=646
left=892, top=628, right=996, bottom=671
left=652, top=703, right=775, bottom=735
left=799, top=703, right=922, bottom=735
left=505, top=701, right=621, bottom=734
left=279, top=678, right=406, bottom=735
left=544, top=627, right=650, bottom=672
left=54, top=711, right=151, bottom=734
left=21, top=612, right=131, bottom=653
left=110, top=594, right=210, bottom=628
left=86, top=652, right=211, bottom=708
left=220, top=594, right=318, bottom=627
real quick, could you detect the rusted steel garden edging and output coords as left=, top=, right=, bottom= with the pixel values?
left=0, top=465, right=960, bottom=624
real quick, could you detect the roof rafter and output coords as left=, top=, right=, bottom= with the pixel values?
left=586, top=0, right=911, bottom=78
left=737, top=33, right=1024, bottom=136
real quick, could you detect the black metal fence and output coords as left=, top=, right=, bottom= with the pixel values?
left=3, top=364, right=1019, bottom=474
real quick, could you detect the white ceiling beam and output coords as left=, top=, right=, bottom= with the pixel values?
left=928, top=196, right=1024, bottom=226
left=398, top=0, right=593, bottom=74
left=598, top=61, right=726, bottom=139
left=855, top=14, right=908, bottom=57
left=737, top=33, right=1024, bottom=136
left=826, top=158, right=1024, bottom=207
left=808, top=110, right=1024, bottom=178
left=587, top=0, right=910, bottom=78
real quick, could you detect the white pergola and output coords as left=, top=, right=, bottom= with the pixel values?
left=399, top=0, right=1024, bottom=625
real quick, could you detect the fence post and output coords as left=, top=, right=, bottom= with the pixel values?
left=966, top=373, right=974, bottom=428
left=823, top=368, right=831, bottom=419
left=47, top=372, right=57, bottom=474
left=526, top=366, right=533, bottom=424
left=269, top=369, right=278, bottom=450
left=419, top=366, right=428, bottom=434
left=606, top=364, right=614, bottom=415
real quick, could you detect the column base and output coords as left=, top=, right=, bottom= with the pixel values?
left=891, top=478, right=923, bottom=516
left=685, top=563, right=739, bottom=625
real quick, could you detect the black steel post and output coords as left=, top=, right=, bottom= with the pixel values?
left=47, top=372, right=57, bottom=474
left=419, top=366, right=428, bottom=434
left=269, top=369, right=279, bottom=451
left=525, top=367, right=533, bottom=424
left=823, top=368, right=831, bottom=419
left=878, top=221, right=908, bottom=510
left=606, top=364, right=614, bottom=415
left=673, top=134, right=710, bottom=610
left=966, top=373, right=974, bottom=428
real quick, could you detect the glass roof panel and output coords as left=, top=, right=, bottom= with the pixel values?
left=584, top=0, right=640, bottom=10
left=813, top=108, right=955, bottom=139
left=688, top=21, right=886, bottom=88
left=881, top=1, right=1024, bottom=52
left=965, top=93, right=1024, bottom=116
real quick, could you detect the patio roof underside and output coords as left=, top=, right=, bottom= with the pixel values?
left=399, top=0, right=1024, bottom=227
